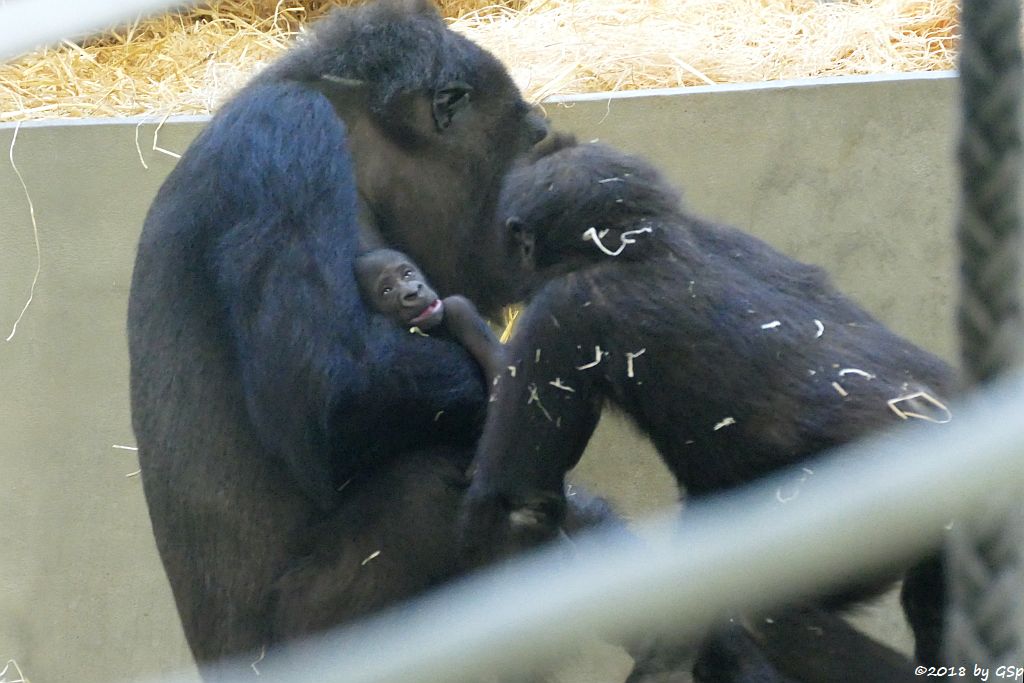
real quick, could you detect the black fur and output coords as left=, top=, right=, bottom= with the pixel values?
left=462, top=142, right=957, bottom=681
left=127, top=0, right=549, bottom=675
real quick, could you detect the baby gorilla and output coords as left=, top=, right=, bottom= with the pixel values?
left=462, top=140, right=956, bottom=682
left=355, top=248, right=505, bottom=384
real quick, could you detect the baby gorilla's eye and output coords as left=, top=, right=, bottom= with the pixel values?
left=402, top=269, right=414, bottom=279
left=381, top=286, right=392, bottom=296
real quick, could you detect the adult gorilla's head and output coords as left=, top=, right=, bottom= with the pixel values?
left=264, top=0, right=548, bottom=300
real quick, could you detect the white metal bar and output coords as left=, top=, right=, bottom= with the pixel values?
left=0, top=0, right=194, bottom=62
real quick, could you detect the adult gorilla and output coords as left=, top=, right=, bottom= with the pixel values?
left=127, top=0, right=547, bottom=675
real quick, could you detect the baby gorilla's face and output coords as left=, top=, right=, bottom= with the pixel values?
left=357, top=251, right=445, bottom=329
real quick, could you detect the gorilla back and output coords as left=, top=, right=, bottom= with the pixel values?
left=471, top=141, right=956, bottom=501
left=128, top=0, right=546, bottom=672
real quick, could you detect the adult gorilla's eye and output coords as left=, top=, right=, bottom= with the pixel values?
left=381, top=286, right=392, bottom=296
left=403, top=269, right=414, bottom=278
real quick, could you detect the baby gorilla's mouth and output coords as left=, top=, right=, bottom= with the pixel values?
left=410, top=298, right=444, bottom=327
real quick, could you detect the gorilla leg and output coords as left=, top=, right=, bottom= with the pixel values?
left=272, top=450, right=471, bottom=641
left=137, top=371, right=310, bottom=670
left=271, top=455, right=627, bottom=640
left=693, top=606, right=918, bottom=683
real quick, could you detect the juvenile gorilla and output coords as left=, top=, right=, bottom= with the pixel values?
left=127, top=0, right=548, bottom=674
left=461, top=140, right=956, bottom=682
left=355, top=248, right=506, bottom=383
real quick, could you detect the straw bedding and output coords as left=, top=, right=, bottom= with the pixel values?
left=0, top=0, right=959, bottom=122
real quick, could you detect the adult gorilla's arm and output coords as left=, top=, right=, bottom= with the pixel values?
left=203, top=80, right=485, bottom=509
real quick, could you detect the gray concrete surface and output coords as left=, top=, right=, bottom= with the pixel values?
left=0, top=71, right=959, bottom=683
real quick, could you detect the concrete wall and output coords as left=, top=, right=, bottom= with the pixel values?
left=0, top=72, right=959, bottom=683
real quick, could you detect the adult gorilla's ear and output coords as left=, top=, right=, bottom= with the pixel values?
left=432, top=81, right=473, bottom=132
left=311, top=75, right=370, bottom=122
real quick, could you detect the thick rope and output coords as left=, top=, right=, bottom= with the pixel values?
left=947, top=0, right=1024, bottom=672
left=956, top=0, right=1024, bottom=382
